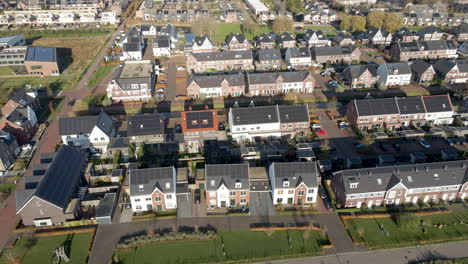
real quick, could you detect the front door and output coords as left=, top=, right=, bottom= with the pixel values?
left=442, top=194, right=448, bottom=201
left=221, top=201, right=226, bottom=208
left=147, top=204, right=153, bottom=211
left=156, top=205, right=162, bottom=211
left=230, top=199, right=235, bottom=206
left=395, top=199, right=400, bottom=205
left=356, top=201, right=362, bottom=208
left=413, top=196, right=419, bottom=204
left=287, top=198, right=293, bottom=204
left=367, top=200, right=373, bottom=208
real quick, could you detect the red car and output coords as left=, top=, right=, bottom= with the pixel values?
left=315, top=128, right=326, bottom=135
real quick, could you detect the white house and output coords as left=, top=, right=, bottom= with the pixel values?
left=192, top=34, right=216, bottom=53
left=129, top=167, right=177, bottom=212
left=100, top=12, right=117, bottom=24
left=269, top=162, right=319, bottom=206
left=79, top=13, right=96, bottom=23
left=152, top=36, right=171, bottom=57
left=422, top=94, right=454, bottom=125
left=58, top=111, right=116, bottom=154
left=377, top=62, right=412, bottom=86
left=58, top=13, right=75, bottom=23
left=121, top=26, right=144, bottom=61
left=36, top=14, right=54, bottom=25
left=141, top=24, right=157, bottom=36
left=285, top=47, right=312, bottom=69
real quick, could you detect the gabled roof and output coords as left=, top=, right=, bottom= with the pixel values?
left=8, top=88, right=36, bottom=106
left=25, top=46, right=57, bottom=62
left=256, top=34, right=274, bottom=44
left=343, top=64, right=378, bottom=81
left=181, top=109, right=218, bottom=132
left=226, top=33, right=247, bottom=44
left=396, top=97, right=426, bottom=114
left=247, top=71, right=311, bottom=85
left=336, top=160, right=468, bottom=195
left=205, top=163, right=249, bottom=191
left=368, top=26, right=391, bottom=38
left=278, top=105, right=310, bottom=123
left=449, top=23, right=468, bottom=36
left=433, top=59, right=468, bottom=75
left=381, top=62, right=412, bottom=76
left=354, top=98, right=400, bottom=116
left=187, top=72, right=245, bottom=88
left=16, top=145, right=86, bottom=212
left=256, top=48, right=281, bottom=61
left=190, top=50, right=253, bottom=62
left=0, top=34, right=24, bottom=44
left=193, top=34, right=213, bottom=46
left=153, top=35, right=170, bottom=48
left=417, top=25, right=444, bottom=36
left=422, top=94, right=453, bottom=113
left=312, top=44, right=357, bottom=57
left=277, top=32, right=295, bottom=43
left=287, top=47, right=311, bottom=58
left=127, top=114, right=165, bottom=137
left=130, top=167, right=176, bottom=196
left=231, top=105, right=279, bottom=125
left=59, top=111, right=114, bottom=136
left=304, top=29, right=328, bottom=41
left=395, top=27, right=416, bottom=38
left=410, top=59, right=433, bottom=74
left=333, top=32, right=353, bottom=43
left=270, top=162, right=318, bottom=189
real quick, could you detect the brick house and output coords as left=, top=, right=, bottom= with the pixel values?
left=269, top=162, right=319, bottom=206
left=277, top=32, right=296, bottom=48
left=394, top=27, right=420, bottom=42
left=256, top=34, right=275, bottom=49
left=254, top=48, right=283, bottom=70
left=15, top=145, right=87, bottom=226
left=181, top=109, right=219, bottom=153
left=246, top=71, right=315, bottom=96
left=332, top=32, right=355, bottom=46
left=332, top=160, right=468, bottom=208
left=391, top=40, right=458, bottom=61
left=106, top=60, right=156, bottom=102
left=228, top=105, right=310, bottom=141
left=347, top=94, right=454, bottom=129
left=410, top=59, right=435, bottom=84
left=129, top=167, right=177, bottom=212
left=1, top=88, right=40, bottom=117
left=416, top=26, right=447, bottom=40
left=342, top=64, right=378, bottom=89
left=24, top=46, right=60, bottom=76
left=285, top=47, right=312, bottom=69
left=222, top=9, right=239, bottom=23
left=433, top=59, right=468, bottom=84
left=0, top=106, right=38, bottom=145
left=186, top=72, right=245, bottom=98
left=191, top=34, right=217, bottom=53
left=367, top=26, right=392, bottom=46
left=311, top=44, right=361, bottom=64
left=186, top=50, right=254, bottom=73
left=448, top=23, right=468, bottom=42
left=205, top=163, right=250, bottom=209
left=224, top=33, right=252, bottom=51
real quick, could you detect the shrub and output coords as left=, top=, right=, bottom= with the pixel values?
left=116, top=231, right=218, bottom=249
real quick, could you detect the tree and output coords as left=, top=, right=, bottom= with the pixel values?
left=128, top=143, right=136, bottom=159
left=320, top=140, right=331, bottom=152
left=340, top=15, right=352, bottom=31
left=242, top=20, right=259, bottom=36
left=272, top=16, right=293, bottom=34
left=113, top=150, right=122, bottom=165
left=191, top=16, right=215, bottom=36
left=378, top=82, right=387, bottom=91
left=383, top=13, right=403, bottom=33
left=367, top=11, right=385, bottom=28
left=335, top=84, right=346, bottom=93
left=351, top=16, right=366, bottom=33
left=286, top=0, right=304, bottom=13
left=361, top=134, right=375, bottom=146
left=137, top=143, right=145, bottom=159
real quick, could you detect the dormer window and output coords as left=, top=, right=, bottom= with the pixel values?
left=139, top=184, right=144, bottom=191
left=210, top=180, right=215, bottom=187
left=165, top=182, right=171, bottom=189
left=192, top=120, right=198, bottom=125
left=283, top=179, right=289, bottom=188
left=350, top=183, right=358, bottom=188
left=235, top=180, right=242, bottom=188
left=202, top=119, right=208, bottom=125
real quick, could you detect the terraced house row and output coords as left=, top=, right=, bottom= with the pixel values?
left=128, top=162, right=320, bottom=212
left=347, top=94, right=454, bottom=130
left=186, top=71, right=315, bottom=98
left=332, top=160, right=468, bottom=208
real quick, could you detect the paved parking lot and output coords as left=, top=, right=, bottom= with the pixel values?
left=250, top=192, right=276, bottom=216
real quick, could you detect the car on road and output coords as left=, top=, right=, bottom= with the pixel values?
left=338, top=121, right=349, bottom=129
left=321, top=71, right=331, bottom=76
left=419, top=139, right=430, bottom=148
left=194, top=189, right=201, bottom=204
left=314, top=128, right=326, bottom=135
left=312, top=123, right=321, bottom=129
left=328, top=80, right=338, bottom=85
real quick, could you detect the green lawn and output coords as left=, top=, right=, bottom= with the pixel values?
left=116, top=230, right=328, bottom=264
left=346, top=211, right=468, bottom=249
left=0, top=66, right=16, bottom=75
left=211, top=24, right=272, bottom=42
left=87, top=65, right=115, bottom=89
left=0, top=232, right=93, bottom=264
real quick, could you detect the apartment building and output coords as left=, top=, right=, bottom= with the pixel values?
left=106, top=60, right=155, bottom=102
left=205, top=164, right=250, bottom=208
left=228, top=105, right=310, bottom=141
left=332, top=160, right=468, bottom=208
left=186, top=72, right=246, bottom=98
left=391, top=40, right=458, bottom=61
left=246, top=71, right=315, bottom=96
left=129, top=167, right=177, bottom=212
left=186, top=50, right=254, bottom=73
left=269, top=162, right=319, bottom=206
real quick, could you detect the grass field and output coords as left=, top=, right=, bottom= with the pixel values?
left=211, top=24, right=272, bottom=42
left=87, top=65, right=115, bottom=89
left=0, top=66, right=16, bottom=75
left=116, top=230, right=328, bottom=264
left=0, top=233, right=93, bottom=264
left=346, top=211, right=468, bottom=249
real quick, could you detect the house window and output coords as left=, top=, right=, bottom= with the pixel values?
left=278, top=190, right=283, bottom=195
left=283, top=180, right=289, bottom=188
left=210, top=180, right=215, bottom=187
left=192, top=120, right=198, bottom=125
left=298, top=190, right=304, bottom=195
left=230, top=191, right=236, bottom=196
left=240, top=198, right=247, bottom=204
left=135, top=199, right=141, bottom=202
left=307, top=197, right=313, bottom=202
left=202, top=119, right=208, bottom=125
left=136, top=205, right=142, bottom=210
left=139, top=185, right=144, bottom=191
left=277, top=198, right=283, bottom=204
left=240, top=191, right=246, bottom=196
left=155, top=197, right=162, bottom=202
left=288, top=190, right=294, bottom=195
left=165, top=182, right=171, bottom=189
left=145, top=198, right=151, bottom=201
left=235, top=182, right=242, bottom=188
left=308, top=189, right=314, bottom=194
left=166, top=194, right=172, bottom=199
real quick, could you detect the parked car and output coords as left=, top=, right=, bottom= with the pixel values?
left=419, top=139, right=430, bottom=148
left=446, top=138, right=454, bottom=146
left=338, top=121, right=349, bottom=129
left=312, top=123, right=321, bottom=129
left=218, top=122, right=225, bottom=130
left=318, top=186, right=328, bottom=199
left=314, top=128, right=326, bottom=135
left=328, top=80, right=338, bottom=85
left=175, top=124, right=182, bottom=133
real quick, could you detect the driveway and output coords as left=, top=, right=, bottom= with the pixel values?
left=249, top=192, right=276, bottom=217
left=316, top=111, right=359, bottom=159
left=176, top=193, right=192, bottom=218
left=166, top=62, right=177, bottom=101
